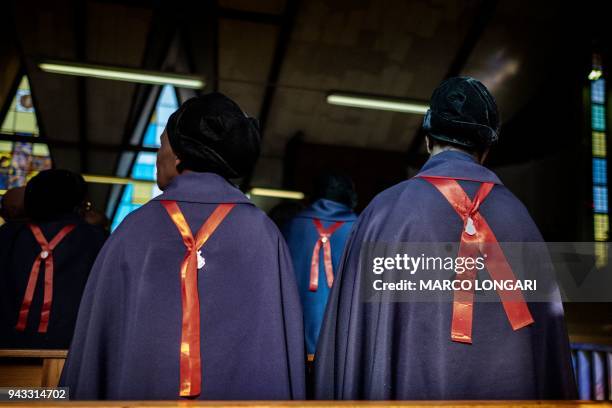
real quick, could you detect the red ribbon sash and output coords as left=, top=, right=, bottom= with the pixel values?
left=421, top=177, right=534, bottom=344
left=309, top=218, right=344, bottom=292
left=161, top=200, right=235, bottom=398
left=16, top=224, right=76, bottom=333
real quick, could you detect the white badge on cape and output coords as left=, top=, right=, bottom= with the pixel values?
left=465, top=216, right=477, bottom=236
left=197, top=250, right=206, bottom=270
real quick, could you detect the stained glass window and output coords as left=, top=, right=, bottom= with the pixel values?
left=592, top=105, right=606, bottom=131
left=593, top=186, right=608, bottom=213
left=590, top=54, right=608, bottom=266
left=591, top=79, right=605, bottom=104
left=110, top=85, right=178, bottom=230
left=592, top=132, right=606, bottom=157
left=593, top=158, right=607, bottom=184
left=0, top=76, right=51, bottom=190
left=594, top=214, right=609, bottom=241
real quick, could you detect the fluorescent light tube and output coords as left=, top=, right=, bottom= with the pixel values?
left=39, top=61, right=204, bottom=89
left=83, top=174, right=154, bottom=186
left=249, top=188, right=305, bottom=200
left=327, top=93, right=428, bottom=114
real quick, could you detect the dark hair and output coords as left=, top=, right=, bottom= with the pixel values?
left=268, top=201, right=305, bottom=229
left=25, top=169, right=87, bottom=222
left=312, top=172, right=357, bottom=209
left=426, top=135, right=484, bottom=157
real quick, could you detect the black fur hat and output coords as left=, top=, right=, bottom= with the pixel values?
left=166, top=92, right=260, bottom=179
left=423, top=76, right=500, bottom=149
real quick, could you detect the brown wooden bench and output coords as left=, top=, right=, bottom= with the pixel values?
left=0, top=401, right=609, bottom=407
left=0, top=349, right=67, bottom=387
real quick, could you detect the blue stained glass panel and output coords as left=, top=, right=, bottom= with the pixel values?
left=592, top=104, right=606, bottom=131
left=143, top=126, right=157, bottom=147
left=591, top=79, right=605, bottom=104
left=593, top=186, right=608, bottom=213
left=593, top=158, right=607, bottom=184
left=159, top=85, right=177, bottom=106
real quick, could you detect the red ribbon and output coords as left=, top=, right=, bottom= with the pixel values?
left=421, top=177, right=534, bottom=344
left=16, top=224, right=76, bottom=333
left=309, top=218, right=344, bottom=292
left=161, top=200, right=235, bottom=398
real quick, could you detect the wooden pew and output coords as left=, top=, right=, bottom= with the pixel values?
left=0, top=401, right=611, bottom=408
left=0, top=349, right=67, bottom=387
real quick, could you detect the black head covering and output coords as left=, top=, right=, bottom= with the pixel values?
left=423, top=76, right=500, bottom=149
left=25, top=169, right=86, bottom=222
left=313, top=172, right=357, bottom=209
left=166, top=92, right=261, bottom=179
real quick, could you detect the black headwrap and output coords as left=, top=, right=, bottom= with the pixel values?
left=423, top=76, right=500, bottom=149
left=166, top=92, right=261, bottom=179
left=25, top=169, right=86, bottom=222
left=313, top=172, right=358, bottom=209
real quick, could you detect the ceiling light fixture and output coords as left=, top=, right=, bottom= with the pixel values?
left=327, top=92, right=429, bottom=114
left=82, top=174, right=154, bottom=186
left=249, top=187, right=305, bottom=200
left=589, top=69, right=603, bottom=81
left=39, top=60, right=205, bottom=89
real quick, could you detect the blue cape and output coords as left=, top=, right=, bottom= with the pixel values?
left=282, top=199, right=357, bottom=355
left=60, top=172, right=305, bottom=400
left=314, top=151, right=577, bottom=400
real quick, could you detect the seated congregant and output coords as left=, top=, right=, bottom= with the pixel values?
left=0, top=186, right=26, bottom=223
left=314, top=77, right=577, bottom=400
left=282, top=172, right=357, bottom=362
left=60, top=93, right=306, bottom=400
left=0, top=170, right=106, bottom=349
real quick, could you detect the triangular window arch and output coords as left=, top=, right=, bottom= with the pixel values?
left=0, top=75, right=52, bottom=190
left=110, top=84, right=179, bottom=230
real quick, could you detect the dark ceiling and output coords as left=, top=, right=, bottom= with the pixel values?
left=0, top=0, right=609, bottom=211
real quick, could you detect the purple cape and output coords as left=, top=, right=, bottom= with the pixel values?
left=314, top=151, right=577, bottom=400
left=60, top=172, right=305, bottom=400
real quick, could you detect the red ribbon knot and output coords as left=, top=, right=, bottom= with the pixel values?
left=16, top=223, right=76, bottom=333
left=309, top=218, right=344, bottom=292
left=420, top=176, right=534, bottom=344
left=161, top=200, right=235, bottom=398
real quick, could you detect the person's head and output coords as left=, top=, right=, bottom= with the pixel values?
left=312, top=172, right=357, bottom=209
left=82, top=208, right=111, bottom=231
left=422, top=76, right=500, bottom=164
left=24, top=169, right=87, bottom=222
left=268, top=201, right=305, bottom=229
left=0, top=186, right=26, bottom=221
left=156, top=92, right=261, bottom=190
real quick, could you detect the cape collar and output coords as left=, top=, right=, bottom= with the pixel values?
left=416, top=150, right=503, bottom=185
left=153, top=172, right=253, bottom=205
left=297, top=198, right=357, bottom=222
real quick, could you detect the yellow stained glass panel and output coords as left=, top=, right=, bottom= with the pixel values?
left=592, top=131, right=607, bottom=157
left=594, top=213, right=608, bottom=241
left=1, top=76, right=39, bottom=136
left=1, top=112, right=15, bottom=133
left=32, top=143, right=49, bottom=156
left=0, top=141, right=12, bottom=152
left=133, top=182, right=153, bottom=204
left=14, top=112, right=38, bottom=135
